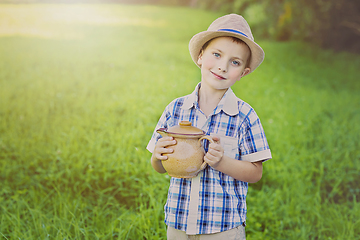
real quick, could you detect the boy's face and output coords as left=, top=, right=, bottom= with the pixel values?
left=197, top=37, right=251, bottom=92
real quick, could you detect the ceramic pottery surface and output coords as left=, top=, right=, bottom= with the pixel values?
left=157, top=121, right=213, bottom=178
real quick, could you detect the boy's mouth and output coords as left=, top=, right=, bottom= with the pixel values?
left=211, top=71, right=226, bottom=80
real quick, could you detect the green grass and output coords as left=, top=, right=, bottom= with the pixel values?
left=1, top=3, right=360, bottom=239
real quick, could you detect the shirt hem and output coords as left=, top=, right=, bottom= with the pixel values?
left=241, top=149, right=272, bottom=162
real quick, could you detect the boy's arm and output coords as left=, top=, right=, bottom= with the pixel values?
left=204, top=136, right=263, bottom=183
left=151, top=153, right=167, bottom=173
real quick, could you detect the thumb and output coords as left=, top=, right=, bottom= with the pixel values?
left=212, top=136, right=221, bottom=143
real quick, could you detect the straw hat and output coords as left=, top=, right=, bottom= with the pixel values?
left=189, top=14, right=264, bottom=73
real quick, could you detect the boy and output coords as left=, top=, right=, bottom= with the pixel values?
left=147, top=14, right=271, bottom=239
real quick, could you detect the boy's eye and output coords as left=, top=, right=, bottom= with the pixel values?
left=232, top=60, right=240, bottom=66
left=213, top=52, right=220, bottom=58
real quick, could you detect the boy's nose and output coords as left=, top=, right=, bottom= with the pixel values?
left=218, top=61, right=227, bottom=72
left=217, top=59, right=228, bottom=72
left=218, top=66, right=227, bottom=73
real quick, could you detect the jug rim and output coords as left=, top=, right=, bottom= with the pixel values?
left=156, top=121, right=205, bottom=137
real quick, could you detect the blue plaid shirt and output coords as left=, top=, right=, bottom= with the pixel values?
left=147, top=83, right=271, bottom=234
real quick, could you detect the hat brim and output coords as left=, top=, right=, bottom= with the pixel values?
left=189, top=30, right=264, bottom=73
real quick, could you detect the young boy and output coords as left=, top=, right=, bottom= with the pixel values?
left=147, top=14, right=271, bottom=239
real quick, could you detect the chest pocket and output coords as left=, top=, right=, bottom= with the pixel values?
left=218, top=135, right=239, bottom=160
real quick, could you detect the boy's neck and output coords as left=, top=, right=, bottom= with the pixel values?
left=198, top=84, right=228, bottom=117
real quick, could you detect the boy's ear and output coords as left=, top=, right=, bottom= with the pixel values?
left=241, top=67, right=251, bottom=78
left=197, top=52, right=203, bottom=66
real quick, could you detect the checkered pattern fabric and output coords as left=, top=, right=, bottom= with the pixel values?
left=147, top=83, right=271, bottom=234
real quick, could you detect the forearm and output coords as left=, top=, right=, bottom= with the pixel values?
left=213, top=156, right=263, bottom=183
left=151, top=153, right=167, bottom=174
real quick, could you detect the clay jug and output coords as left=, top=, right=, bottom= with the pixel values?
left=157, top=121, right=214, bottom=178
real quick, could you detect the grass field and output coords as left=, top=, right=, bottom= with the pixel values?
left=1, top=4, right=360, bottom=239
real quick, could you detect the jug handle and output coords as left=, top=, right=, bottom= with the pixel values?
left=198, top=136, right=215, bottom=171
left=156, top=128, right=168, bottom=138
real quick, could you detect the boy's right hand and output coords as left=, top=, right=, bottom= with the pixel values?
left=153, top=137, right=177, bottom=161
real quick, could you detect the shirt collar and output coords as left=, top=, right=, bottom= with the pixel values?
left=217, top=87, right=239, bottom=116
left=182, top=83, right=200, bottom=110
left=182, top=83, right=239, bottom=116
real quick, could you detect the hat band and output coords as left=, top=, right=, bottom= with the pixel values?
left=218, top=28, right=248, bottom=38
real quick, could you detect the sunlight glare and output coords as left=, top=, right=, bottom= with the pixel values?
left=0, top=5, right=167, bottom=39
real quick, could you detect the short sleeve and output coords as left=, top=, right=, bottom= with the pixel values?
left=239, top=110, right=271, bottom=162
left=146, top=107, right=171, bottom=153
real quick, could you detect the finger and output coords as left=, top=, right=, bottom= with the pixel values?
left=158, top=137, right=177, bottom=147
left=207, top=148, right=218, bottom=157
left=204, top=152, right=218, bottom=162
left=204, top=155, right=219, bottom=166
left=163, top=147, right=174, bottom=154
left=155, top=152, right=168, bottom=161
left=159, top=136, right=174, bottom=142
left=206, top=148, right=223, bottom=162
left=209, top=143, right=223, bottom=152
left=155, top=146, right=174, bottom=160
left=158, top=148, right=174, bottom=158
left=203, top=154, right=212, bottom=164
left=204, top=153, right=222, bottom=168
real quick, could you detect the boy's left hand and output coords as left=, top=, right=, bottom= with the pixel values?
left=204, top=136, right=224, bottom=168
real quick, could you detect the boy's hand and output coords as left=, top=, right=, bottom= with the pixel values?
left=204, top=136, right=224, bottom=168
left=153, top=136, right=177, bottom=161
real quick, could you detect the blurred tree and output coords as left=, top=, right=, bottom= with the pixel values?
left=261, top=0, right=360, bottom=53
left=190, top=0, right=198, bottom=7
left=194, top=0, right=360, bottom=53
left=317, top=0, right=360, bottom=53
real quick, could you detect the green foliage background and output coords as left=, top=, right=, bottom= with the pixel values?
left=2, top=0, right=360, bottom=52
left=1, top=4, right=360, bottom=239
left=193, top=0, right=360, bottom=53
